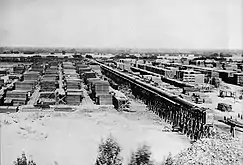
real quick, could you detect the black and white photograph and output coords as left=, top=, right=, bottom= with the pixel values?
left=0, top=0, right=243, bottom=164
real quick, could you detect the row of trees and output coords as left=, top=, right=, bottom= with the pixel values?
left=95, top=135, right=173, bottom=165
left=13, top=135, right=174, bottom=165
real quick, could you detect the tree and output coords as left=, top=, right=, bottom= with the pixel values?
left=95, top=135, right=123, bottom=165
left=13, top=152, right=36, bottom=165
left=128, top=144, right=154, bottom=165
left=164, top=152, right=174, bottom=165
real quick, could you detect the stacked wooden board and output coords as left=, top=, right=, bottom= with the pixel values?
left=9, top=74, right=22, bottom=80
left=13, top=65, right=25, bottom=74
left=54, top=106, right=75, bottom=112
left=90, top=64, right=102, bottom=75
left=23, top=71, right=40, bottom=81
left=90, top=80, right=112, bottom=105
left=78, top=67, right=92, bottom=75
left=0, top=68, right=8, bottom=75
left=194, top=74, right=205, bottom=85
left=96, top=93, right=112, bottom=105
left=66, top=92, right=82, bottom=105
left=93, top=81, right=110, bottom=94
left=233, top=73, right=243, bottom=86
left=110, top=87, right=129, bottom=110
left=37, top=91, right=56, bottom=105
left=3, top=98, right=13, bottom=106
left=15, top=80, right=36, bottom=91
left=40, top=66, right=58, bottom=91
left=30, top=63, right=44, bottom=73
left=63, top=62, right=83, bottom=105
left=5, top=90, right=28, bottom=106
left=83, top=71, right=96, bottom=84
left=0, top=106, right=18, bottom=113
left=39, top=91, right=55, bottom=99
left=86, top=78, right=101, bottom=91
left=37, top=91, right=56, bottom=106
left=66, top=79, right=81, bottom=89
left=40, top=79, right=57, bottom=91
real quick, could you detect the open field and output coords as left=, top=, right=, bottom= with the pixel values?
left=0, top=100, right=190, bottom=165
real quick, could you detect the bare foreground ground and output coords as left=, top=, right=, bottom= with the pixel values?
left=0, top=101, right=190, bottom=165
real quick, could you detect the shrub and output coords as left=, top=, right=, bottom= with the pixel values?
left=164, top=152, right=174, bottom=165
left=13, top=152, right=36, bottom=165
left=128, top=144, right=154, bottom=165
left=95, top=135, right=123, bottom=165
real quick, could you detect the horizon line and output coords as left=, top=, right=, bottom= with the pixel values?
left=0, top=45, right=243, bottom=52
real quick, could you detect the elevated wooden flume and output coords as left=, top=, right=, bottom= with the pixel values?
left=93, top=60, right=214, bottom=140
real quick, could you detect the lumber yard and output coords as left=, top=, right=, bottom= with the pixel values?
left=0, top=54, right=243, bottom=140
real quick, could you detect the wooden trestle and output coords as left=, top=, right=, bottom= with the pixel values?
left=100, top=63, right=212, bottom=140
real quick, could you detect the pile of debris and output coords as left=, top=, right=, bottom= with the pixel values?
left=173, top=132, right=243, bottom=165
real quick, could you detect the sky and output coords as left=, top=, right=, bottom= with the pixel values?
left=0, top=0, right=242, bottom=50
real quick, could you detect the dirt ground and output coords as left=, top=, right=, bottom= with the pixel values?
left=196, top=82, right=243, bottom=140
left=0, top=100, right=190, bottom=165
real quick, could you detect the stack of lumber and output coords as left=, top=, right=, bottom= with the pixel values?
left=37, top=98, right=56, bottom=105
left=5, top=90, right=28, bottom=105
left=0, top=106, right=18, bottom=113
left=92, top=80, right=111, bottom=105
left=233, top=73, right=243, bottom=86
left=93, top=80, right=110, bottom=94
left=42, top=75, right=57, bottom=81
left=86, top=77, right=100, bottom=91
left=66, top=89, right=83, bottom=96
left=21, top=105, right=41, bottom=112
left=13, top=65, right=25, bottom=74
left=49, top=65, right=58, bottom=70
left=3, top=98, right=13, bottom=106
left=39, top=91, right=55, bottom=99
left=54, top=106, right=75, bottom=112
left=76, top=63, right=90, bottom=74
left=63, top=69, right=77, bottom=74
left=23, top=71, right=40, bottom=81
left=96, top=94, right=113, bottom=105
left=45, top=70, right=58, bottom=75
left=194, top=74, right=205, bottom=85
left=49, top=61, right=59, bottom=66
left=15, top=80, right=36, bottom=91
left=164, top=69, right=175, bottom=79
left=83, top=71, right=97, bottom=84
left=78, top=67, right=91, bottom=75
left=66, top=79, right=81, bottom=89
left=9, top=74, right=22, bottom=80
left=76, top=63, right=88, bottom=69
left=30, top=64, right=44, bottom=73
left=5, top=90, right=28, bottom=99
left=0, top=68, right=8, bottom=75
left=90, top=64, right=101, bottom=74
left=44, top=74, right=58, bottom=80
left=110, top=87, right=129, bottom=110
left=66, top=92, right=82, bottom=105
left=40, top=80, right=56, bottom=91
left=64, top=70, right=79, bottom=79
left=63, top=62, right=75, bottom=69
